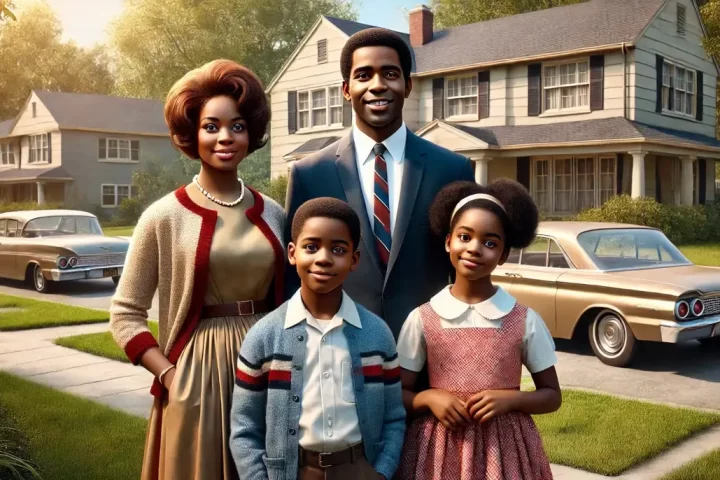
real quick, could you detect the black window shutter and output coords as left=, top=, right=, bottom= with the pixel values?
left=590, top=55, right=604, bottom=111
left=288, top=91, right=297, bottom=134
left=432, top=77, right=444, bottom=120
left=696, top=71, right=703, bottom=121
left=656, top=55, right=664, bottom=113
left=517, top=157, right=530, bottom=189
left=47, top=132, right=52, bottom=163
left=699, top=158, right=707, bottom=204
left=527, top=63, right=542, bottom=116
left=478, top=71, right=490, bottom=119
left=616, top=154, right=624, bottom=194
left=342, top=96, right=352, bottom=127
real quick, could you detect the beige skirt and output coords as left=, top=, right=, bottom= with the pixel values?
left=141, top=314, right=261, bottom=480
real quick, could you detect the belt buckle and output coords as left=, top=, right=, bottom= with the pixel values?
left=237, top=300, right=254, bottom=316
left=318, top=452, right=333, bottom=468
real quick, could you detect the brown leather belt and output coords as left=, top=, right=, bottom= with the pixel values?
left=299, top=443, right=365, bottom=469
left=200, top=300, right=270, bottom=318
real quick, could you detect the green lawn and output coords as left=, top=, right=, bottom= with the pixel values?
left=0, top=294, right=108, bottom=331
left=55, top=321, right=159, bottom=362
left=103, top=225, right=135, bottom=237
left=662, top=448, right=720, bottom=480
left=0, top=372, right=146, bottom=480
left=679, top=244, right=720, bottom=267
left=0, top=404, right=40, bottom=479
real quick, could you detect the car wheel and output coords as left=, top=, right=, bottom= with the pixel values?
left=32, top=264, right=52, bottom=293
left=112, top=276, right=121, bottom=287
left=698, top=337, right=720, bottom=348
left=588, top=310, right=637, bottom=367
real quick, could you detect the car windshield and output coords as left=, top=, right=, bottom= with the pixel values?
left=577, top=228, right=691, bottom=271
left=22, top=216, right=103, bottom=238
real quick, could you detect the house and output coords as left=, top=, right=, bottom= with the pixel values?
left=0, top=91, right=176, bottom=214
left=267, top=0, right=720, bottom=216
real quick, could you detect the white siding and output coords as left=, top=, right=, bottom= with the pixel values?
left=18, top=130, right=62, bottom=168
left=11, top=92, right=59, bottom=136
left=633, top=0, right=717, bottom=137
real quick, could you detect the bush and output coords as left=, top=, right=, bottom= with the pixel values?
left=0, top=202, right=63, bottom=214
left=576, top=195, right=720, bottom=244
left=254, top=175, right=288, bottom=206
left=115, top=198, right=143, bottom=226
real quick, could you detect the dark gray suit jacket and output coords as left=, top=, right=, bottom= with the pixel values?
left=284, top=129, right=475, bottom=338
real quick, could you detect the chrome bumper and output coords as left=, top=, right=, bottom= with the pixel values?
left=48, top=265, right=124, bottom=282
left=659, top=315, right=720, bottom=343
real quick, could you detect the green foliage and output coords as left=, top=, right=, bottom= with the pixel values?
left=430, top=0, right=583, bottom=29
left=116, top=197, right=144, bottom=227
left=255, top=175, right=288, bottom=206
left=109, top=0, right=356, bottom=99
left=0, top=2, right=114, bottom=119
left=0, top=202, right=63, bottom=214
left=239, top=145, right=271, bottom=188
left=0, top=404, right=42, bottom=480
left=576, top=195, right=720, bottom=245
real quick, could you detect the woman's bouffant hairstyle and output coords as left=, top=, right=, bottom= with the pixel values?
left=164, top=59, right=270, bottom=159
left=429, top=178, right=539, bottom=251
left=340, top=28, right=413, bottom=83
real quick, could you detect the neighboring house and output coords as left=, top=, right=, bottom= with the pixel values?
left=0, top=91, right=175, bottom=214
left=267, top=0, right=720, bottom=216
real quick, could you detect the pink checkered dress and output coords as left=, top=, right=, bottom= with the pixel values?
left=398, top=302, right=553, bottom=480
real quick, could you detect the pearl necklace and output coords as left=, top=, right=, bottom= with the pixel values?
left=192, top=175, right=245, bottom=207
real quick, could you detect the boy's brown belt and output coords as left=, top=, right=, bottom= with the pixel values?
left=200, top=300, right=269, bottom=318
left=299, top=443, right=365, bottom=468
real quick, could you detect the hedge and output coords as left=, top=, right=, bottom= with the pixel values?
left=0, top=202, right=64, bottom=214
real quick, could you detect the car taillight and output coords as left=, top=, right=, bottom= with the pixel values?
left=676, top=300, right=690, bottom=319
left=57, top=257, right=68, bottom=269
left=691, top=299, right=705, bottom=317
left=68, top=257, right=78, bottom=267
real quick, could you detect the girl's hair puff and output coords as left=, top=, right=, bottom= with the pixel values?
left=429, top=178, right=539, bottom=250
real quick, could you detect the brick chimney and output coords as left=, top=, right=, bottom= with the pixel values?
left=409, top=5, right=433, bottom=47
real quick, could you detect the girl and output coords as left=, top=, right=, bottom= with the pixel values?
left=397, top=179, right=561, bottom=480
left=109, top=60, right=285, bottom=480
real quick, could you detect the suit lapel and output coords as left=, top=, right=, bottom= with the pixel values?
left=386, top=131, right=425, bottom=280
left=335, top=133, right=384, bottom=275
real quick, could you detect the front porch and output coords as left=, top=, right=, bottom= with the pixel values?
left=0, top=166, right=72, bottom=205
left=417, top=118, right=720, bottom=216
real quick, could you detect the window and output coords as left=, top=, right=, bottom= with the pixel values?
left=677, top=3, right=686, bottom=36
left=99, top=138, right=140, bottom=162
left=447, top=75, right=478, bottom=117
left=578, top=228, right=689, bottom=271
left=0, top=143, right=15, bottom=165
left=6, top=219, right=18, bottom=238
left=0, top=219, right=6, bottom=237
left=101, top=184, right=135, bottom=208
left=549, top=241, right=570, bottom=268
left=543, top=60, right=589, bottom=112
left=506, top=248, right=521, bottom=264
left=317, top=39, right=327, bottom=63
left=521, top=238, right=549, bottom=267
left=296, top=86, right=345, bottom=129
left=662, top=60, right=696, bottom=117
left=532, top=156, right=617, bottom=214
left=29, top=134, right=48, bottom=163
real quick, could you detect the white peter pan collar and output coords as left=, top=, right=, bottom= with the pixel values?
left=429, top=285, right=516, bottom=321
left=284, top=289, right=362, bottom=329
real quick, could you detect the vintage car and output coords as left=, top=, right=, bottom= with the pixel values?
left=0, top=210, right=128, bottom=293
left=493, top=222, right=720, bottom=367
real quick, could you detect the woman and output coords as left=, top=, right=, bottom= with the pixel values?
left=109, top=59, right=284, bottom=480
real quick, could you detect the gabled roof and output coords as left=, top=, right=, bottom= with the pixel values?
left=0, top=166, right=74, bottom=183
left=284, top=136, right=341, bottom=159
left=412, top=0, right=665, bottom=75
left=29, top=91, right=168, bottom=137
left=325, top=16, right=411, bottom=45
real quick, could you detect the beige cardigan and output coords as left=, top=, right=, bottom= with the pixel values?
left=109, top=186, right=285, bottom=397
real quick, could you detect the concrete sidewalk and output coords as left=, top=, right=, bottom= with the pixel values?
left=0, top=323, right=717, bottom=479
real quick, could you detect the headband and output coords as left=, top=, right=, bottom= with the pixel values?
left=451, top=193, right=506, bottom=221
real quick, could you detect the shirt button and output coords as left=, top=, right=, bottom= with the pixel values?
left=322, top=337, right=327, bottom=343
left=289, top=428, right=296, bottom=436
left=328, top=419, right=333, bottom=427
left=327, top=431, right=333, bottom=437
left=292, top=395, right=299, bottom=402
left=297, top=335, right=304, bottom=341
left=323, top=372, right=330, bottom=378
left=293, top=364, right=301, bottom=371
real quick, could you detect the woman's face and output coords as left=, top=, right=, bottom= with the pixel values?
left=446, top=207, right=508, bottom=282
left=197, top=95, right=249, bottom=171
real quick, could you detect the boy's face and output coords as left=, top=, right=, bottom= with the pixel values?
left=288, top=217, right=360, bottom=295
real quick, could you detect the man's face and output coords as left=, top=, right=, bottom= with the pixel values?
left=343, top=46, right=412, bottom=139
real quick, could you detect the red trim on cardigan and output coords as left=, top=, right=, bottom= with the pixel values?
left=124, top=331, right=159, bottom=365
left=245, top=186, right=285, bottom=307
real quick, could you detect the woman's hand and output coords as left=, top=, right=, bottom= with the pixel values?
left=418, top=389, right=472, bottom=431
left=467, top=390, right=521, bottom=423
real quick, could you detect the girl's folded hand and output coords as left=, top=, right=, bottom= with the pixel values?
left=421, top=389, right=472, bottom=431
left=467, top=390, right=520, bottom=423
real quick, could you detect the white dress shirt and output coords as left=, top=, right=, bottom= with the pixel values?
left=397, top=286, right=558, bottom=374
left=284, top=290, right=363, bottom=452
left=353, top=123, right=407, bottom=235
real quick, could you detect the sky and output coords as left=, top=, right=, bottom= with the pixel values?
left=15, top=0, right=419, bottom=48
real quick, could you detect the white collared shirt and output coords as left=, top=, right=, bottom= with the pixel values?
left=284, top=290, right=363, bottom=452
left=353, top=123, right=407, bottom=235
left=397, top=286, right=557, bottom=374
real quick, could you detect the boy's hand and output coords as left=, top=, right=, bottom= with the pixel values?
left=467, top=390, right=521, bottom=423
left=420, top=389, right=471, bottom=431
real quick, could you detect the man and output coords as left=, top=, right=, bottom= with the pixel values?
left=285, top=27, right=475, bottom=338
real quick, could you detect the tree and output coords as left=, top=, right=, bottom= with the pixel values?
left=699, top=1, right=720, bottom=138
left=110, top=0, right=356, bottom=100
left=0, top=1, right=15, bottom=22
left=0, top=2, right=114, bottom=119
left=430, top=0, right=583, bottom=29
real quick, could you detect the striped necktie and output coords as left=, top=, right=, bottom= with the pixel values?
left=373, top=143, right=391, bottom=269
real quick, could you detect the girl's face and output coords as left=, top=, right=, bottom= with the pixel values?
left=197, top=95, right=249, bottom=172
left=446, top=207, right=508, bottom=282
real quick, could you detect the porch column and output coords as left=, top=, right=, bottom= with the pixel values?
left=474, top=158, right=489, bottom=185
left=630, top=151, right=646, bottom=198
left=36, top=182, right=46, bottom=205
left=681, top=156, right=695, bottom=205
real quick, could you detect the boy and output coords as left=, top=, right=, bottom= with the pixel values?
left=230, top=197, right=406, bottom=480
